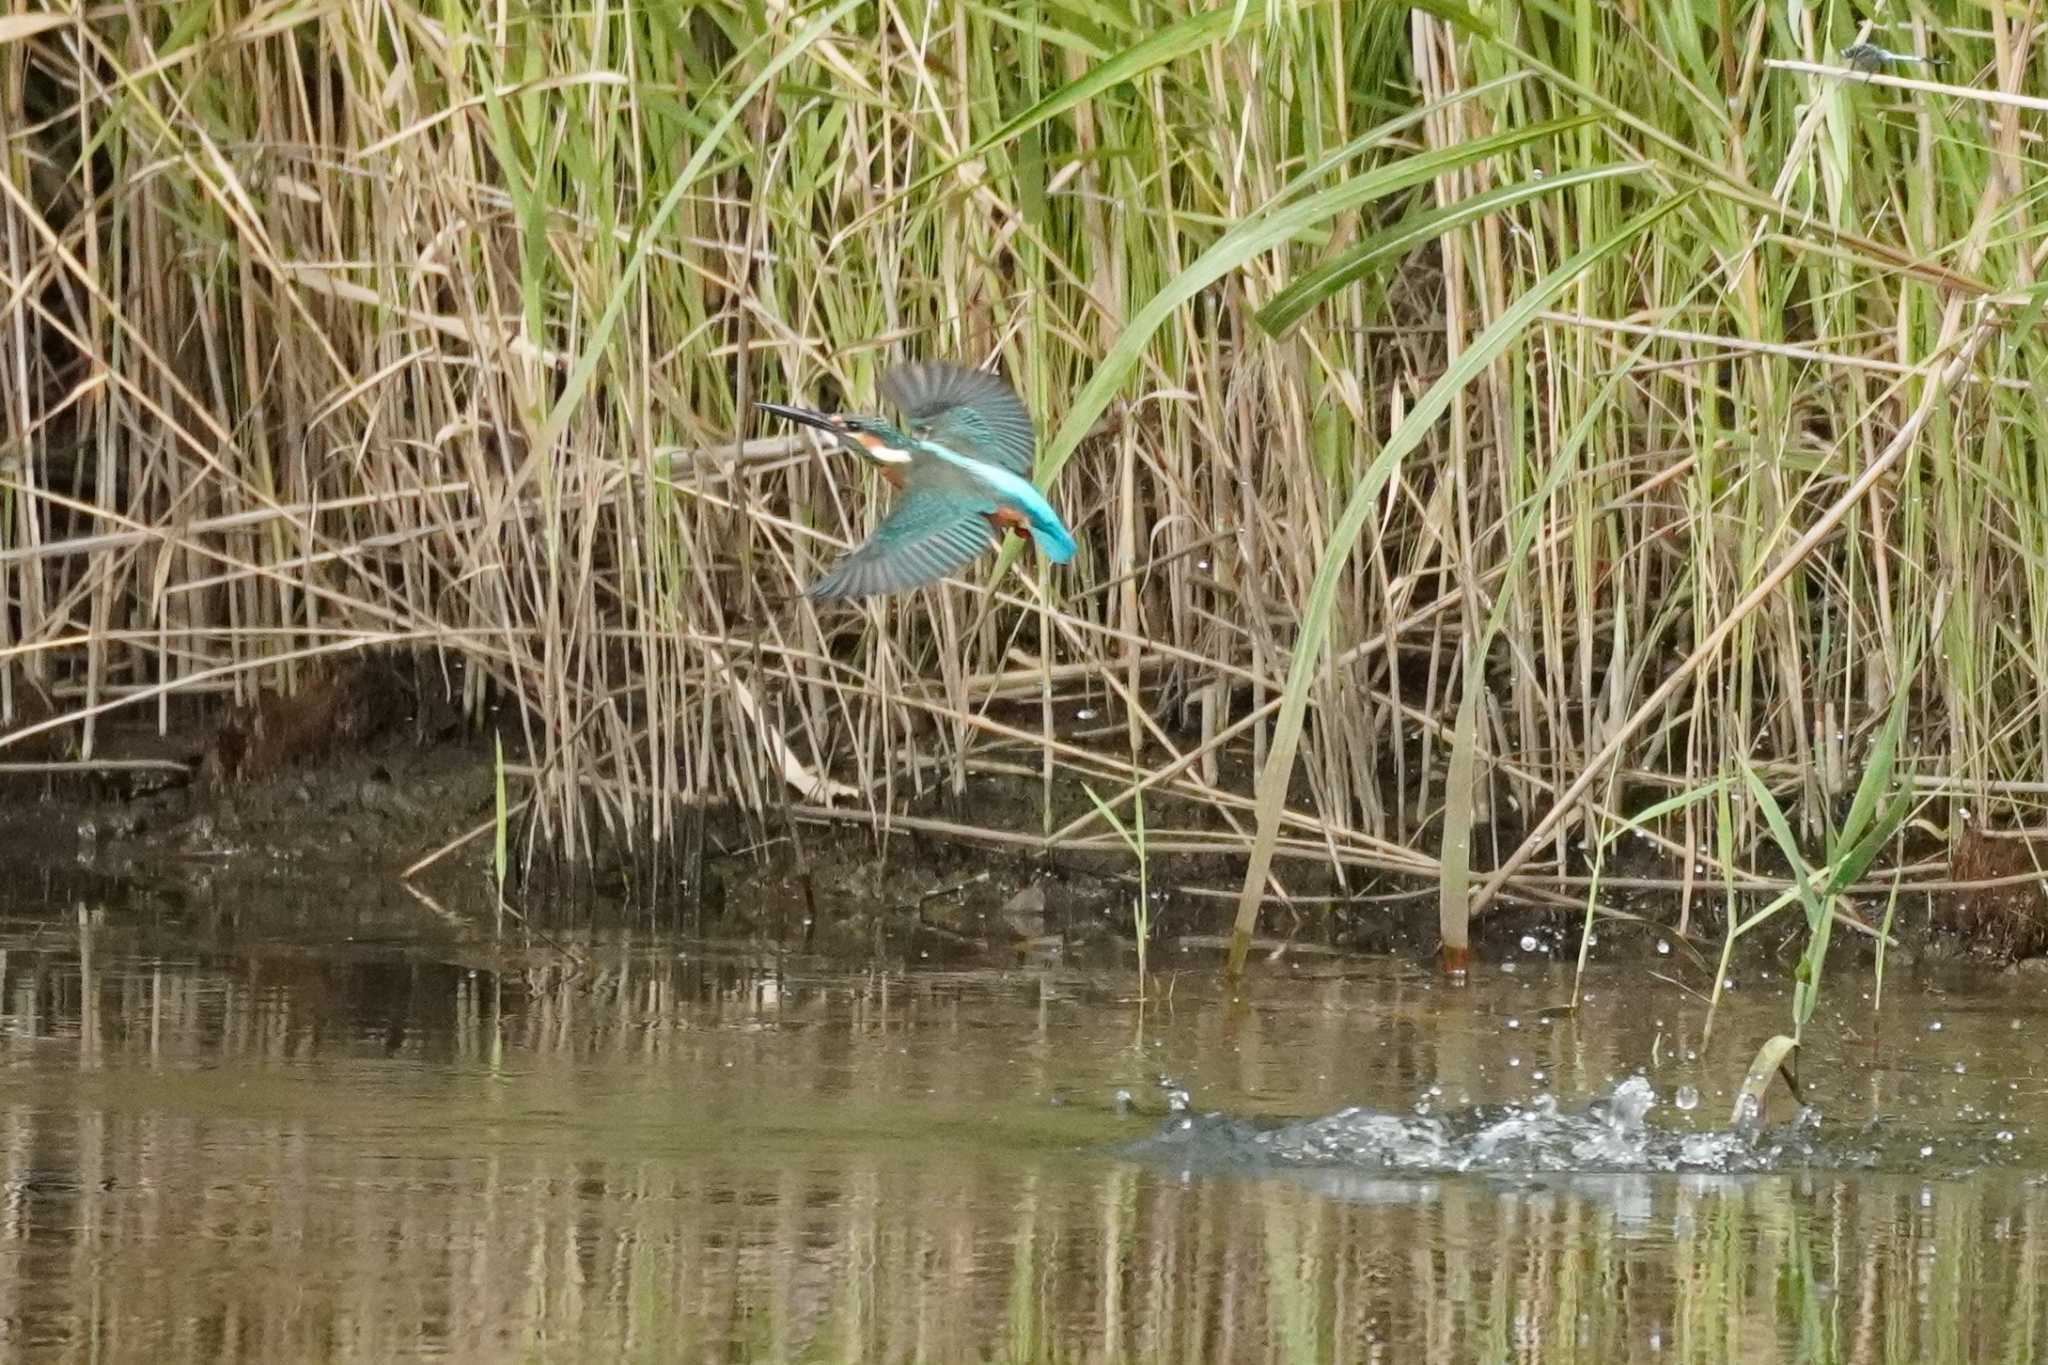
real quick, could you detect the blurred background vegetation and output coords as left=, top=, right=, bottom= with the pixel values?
left=2, top=1, right=2038, bottom=931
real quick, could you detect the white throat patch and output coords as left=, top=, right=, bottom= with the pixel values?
left=857, top=434, right=913, bottom=465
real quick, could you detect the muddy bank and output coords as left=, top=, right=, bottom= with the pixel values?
left=0, top=695, right=1486, bottom=966
left=0, top=698, right=1224, bottom=965
left=0, top=742, right=1491, bottom=971
left=0, top=654, right=1406, bottom=959
left=4, top=658, right=2041, bottom=970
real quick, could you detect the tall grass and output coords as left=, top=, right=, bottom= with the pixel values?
left=3, top=3, right=2042, bottom=927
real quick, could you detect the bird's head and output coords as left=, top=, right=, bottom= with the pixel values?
left=756, top=402, right=915, bottom=467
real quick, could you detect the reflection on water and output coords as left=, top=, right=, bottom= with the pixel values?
left=2, top=905, right=2046, bottom=1362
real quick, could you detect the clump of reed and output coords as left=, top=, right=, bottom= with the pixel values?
left=2, top=4, right=2040, bottom=945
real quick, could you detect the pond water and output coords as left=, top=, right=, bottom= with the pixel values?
left=2, top=896, right=2045, bottom=1363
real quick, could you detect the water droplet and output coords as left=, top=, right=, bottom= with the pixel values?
left=1955, top=1062, right=1967, bottom=1075
left=1519, top=934, right=1539, bottom=952
left=1656, top=939, right=1671, bottom=955
left=1508, top=1057, right=1521, bottom=1068
left=1674, top=1085, right=1699, bottom=1111
left=1501, top=962, right=1517, bottom=974
left=1196, top=559, right=1211, bottom=571
left=1929, top=1020, right=1944, bottom=1032
left=1919, top=1144, right=1935, bottom=1159
left=1506, top=1017, right=1521, bottom=1030
left=1075, top=708, right=1098, bottom=720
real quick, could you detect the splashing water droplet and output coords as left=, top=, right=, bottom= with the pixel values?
left=1674, top=1085, right=1699, bottom=1112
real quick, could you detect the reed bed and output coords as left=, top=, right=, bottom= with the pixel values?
left=3, top=3, right=2042, bottom=928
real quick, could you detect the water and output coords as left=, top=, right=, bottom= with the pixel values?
left=3, top=903, right=2047, bottom=1362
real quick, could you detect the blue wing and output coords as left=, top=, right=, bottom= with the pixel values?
left=921, top=446, right=1079, bottom=564
left=805, top=484, right=1000, bottom=599
left=880, top=363, right=1036, bottom=479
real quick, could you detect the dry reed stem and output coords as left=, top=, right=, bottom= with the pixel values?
left=3, top=3, right=2044, bottom=937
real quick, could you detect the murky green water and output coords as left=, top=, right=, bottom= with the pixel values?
left=3, top=902, right=2046, bottom=1362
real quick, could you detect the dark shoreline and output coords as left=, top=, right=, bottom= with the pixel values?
left=5, top=651, right=2041, bottom=973
left=7, top=724, right=2039, bottom=991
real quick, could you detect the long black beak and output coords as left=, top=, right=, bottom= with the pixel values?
left=755, top=400, right=845, bottom=435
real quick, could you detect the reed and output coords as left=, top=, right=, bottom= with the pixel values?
left=3, top=3, right=2038, bottom=933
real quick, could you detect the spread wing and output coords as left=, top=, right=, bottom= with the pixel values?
left=880, top=362, right=1035, bottom=479
left=805, top=483, right=1000, bottom=599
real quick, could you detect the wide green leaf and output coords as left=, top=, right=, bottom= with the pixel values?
left=1226, top=190, right=1693, bottom=979
left=1039, top=115, right=1602, bottom=492
left=975, top=110, right=1604, bottom=601
left=540, top=0, right=866, bottom=450
left=1257, top=164, right=1642, bottom=336
left=906, top=1, right=1494, bottom=203
left=1731, top=1034, right=1800, bottom=1128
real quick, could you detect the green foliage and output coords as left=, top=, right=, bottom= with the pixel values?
left=0, top=0, right=2030, bottom=1004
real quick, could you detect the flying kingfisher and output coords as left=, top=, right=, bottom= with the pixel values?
left=757, top=362, right=1079, bottom=600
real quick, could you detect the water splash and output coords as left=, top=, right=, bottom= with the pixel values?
left=1119, top=1076, right=2024, bottom=1180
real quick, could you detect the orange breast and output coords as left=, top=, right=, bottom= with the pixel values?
left=984, top=506, right=1035, bottom=545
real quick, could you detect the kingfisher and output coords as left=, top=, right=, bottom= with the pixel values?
left=757, top=362, right=1079, bottom=600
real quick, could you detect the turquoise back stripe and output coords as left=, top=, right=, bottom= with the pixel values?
left=923, top=444, right=1078, bottom=563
